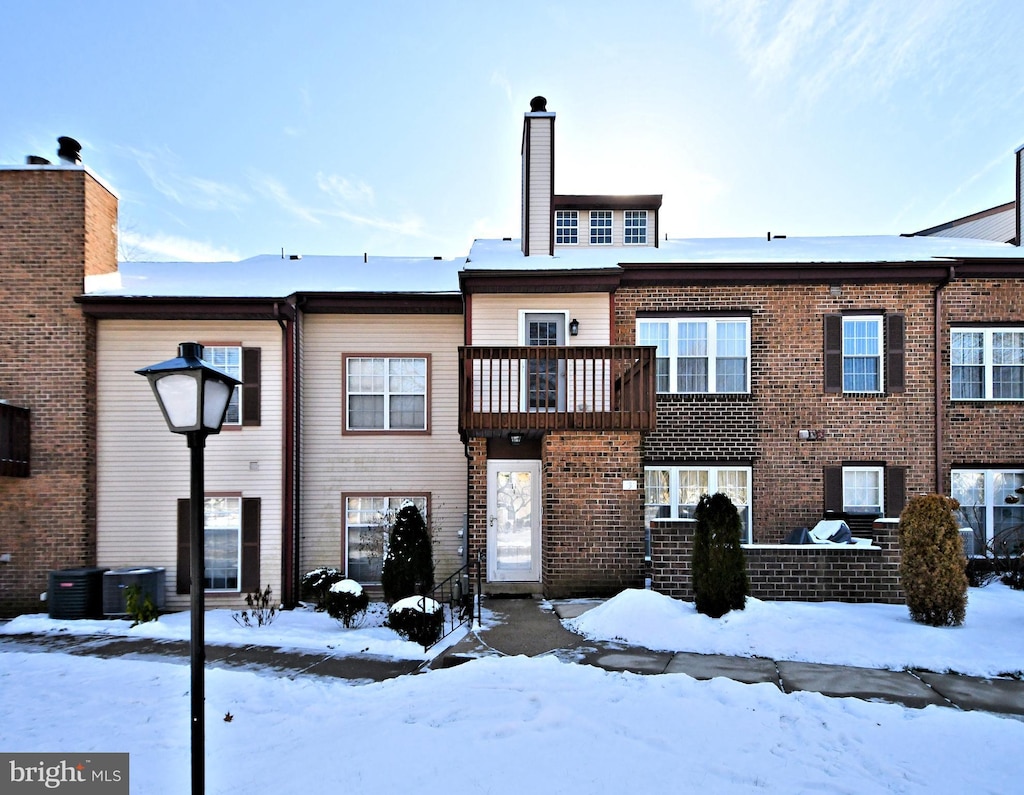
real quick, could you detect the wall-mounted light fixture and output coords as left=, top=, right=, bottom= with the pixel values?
left=509, top=432, right=524, bottom=446
left=798, top=429, right=826, bottom=441
left=569, top=318, right=579, bottom=337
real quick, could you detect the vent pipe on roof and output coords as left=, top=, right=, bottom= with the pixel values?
left=26, top=155, right=51, bottom=165
left=57, top=136, right=82, bottom=165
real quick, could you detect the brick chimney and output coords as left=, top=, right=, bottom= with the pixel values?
left=0, top=144, right=119, bottom=615
left=521, top=96, right=555, bottom=256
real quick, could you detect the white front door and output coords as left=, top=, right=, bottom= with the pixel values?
left=487, top=460, right=542, bottom=582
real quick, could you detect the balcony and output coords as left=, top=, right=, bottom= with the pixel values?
left=459, top=345, right=657, bottom=436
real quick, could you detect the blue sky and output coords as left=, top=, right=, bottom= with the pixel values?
left=2, top=0, right=1022, bottom=262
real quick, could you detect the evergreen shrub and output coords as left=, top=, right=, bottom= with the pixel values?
left=899, top=494, right=968, bottom=626
left=325, top=579, right=370, bottom=627
left=692, top=492, right=749, bottom=618
left=380, top=503, right=434, bottom=605
left=300, top=566, right=344, bottom=611
left=387, top=596, right=444, bottom=647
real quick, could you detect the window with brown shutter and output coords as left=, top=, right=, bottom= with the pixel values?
left=176, top=496, right=260, bottom=594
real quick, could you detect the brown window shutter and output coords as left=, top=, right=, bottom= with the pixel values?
left=885, top=466, right=906, bottom=518
left=241, top=497, right=261, bottom=592
left=886, top=314, right=905, bottom=394
left=242, top=347, right=261, bottom=426
left=823, top=315, right=843, bottom=393
left=823, top=467, right=843, bottom=513
left=177, top=498, right=191, bottom=594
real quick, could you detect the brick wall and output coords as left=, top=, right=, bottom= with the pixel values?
left=541, top=431, right=646, bottom=597
left=615, top=283, right=936, bottom=541
left=0, top=167, right=117, bottom=615
left=651, top=518, right=903, bottom=604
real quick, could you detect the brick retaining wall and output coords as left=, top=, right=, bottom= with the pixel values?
left=650, top=518, right=903, bottom=604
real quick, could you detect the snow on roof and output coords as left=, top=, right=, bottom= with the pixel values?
left=466, top=234, right=1024, bottom=271
left=85, top=254, right=464, bottom=298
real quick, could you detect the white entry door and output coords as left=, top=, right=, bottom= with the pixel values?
left=487, top=460, right=542, bottom=582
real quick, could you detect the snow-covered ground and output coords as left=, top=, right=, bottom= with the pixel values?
left=2, top=585, right=1022, bottom=794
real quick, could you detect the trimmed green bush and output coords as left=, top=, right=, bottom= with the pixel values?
left=300, top=566, right=344, bottom=611
left=387, top=596, right=444, bottom=647
left=325, top=579, right=370, bottom=627
left=692, top=492, right=749, bottom=618
left=381, top=503, right=434, bottom=605
left=899, top=494, right=968, bottom=627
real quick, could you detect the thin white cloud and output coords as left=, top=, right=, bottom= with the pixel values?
left=316, top=172, right=375, bottom=205
left=124, top=145, right=250, bottom=212
left=119, top=229, right=240, bottom=262
left=703, top=0, right=968, bottom=103
left=249, top=173, right=321, bottom=225
left=490, top=71, right=514, bottom=104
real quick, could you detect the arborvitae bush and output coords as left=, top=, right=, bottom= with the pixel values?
left=692, top=492, right=749, bottom=618
left=899, top=494, right=968, bottom=627
left=381, top=503, right=435, bottom=605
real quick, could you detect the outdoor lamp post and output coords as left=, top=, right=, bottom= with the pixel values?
left=136, top=342, right=242, bottom=795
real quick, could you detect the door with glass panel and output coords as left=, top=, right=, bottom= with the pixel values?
left=523, top=313, right=566, bottom=411
left=487, top=460, right=542, bottom=582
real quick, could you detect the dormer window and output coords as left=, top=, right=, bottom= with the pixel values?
left=555, top=210, right=579, bottom=245
left=590, top=211, right=612, bottom=245
left=625, top=210, right=647, bottom=245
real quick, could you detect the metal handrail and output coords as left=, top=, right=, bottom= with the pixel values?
left=422, top=557, right=481, bottom=651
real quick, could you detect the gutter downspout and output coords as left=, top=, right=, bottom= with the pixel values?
left=275, top=298, right=301, bottom=606
left=935, top=264, right=956, bottom=494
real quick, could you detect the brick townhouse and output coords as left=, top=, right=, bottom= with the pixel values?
left=1, top=107, right=1023, bottom=614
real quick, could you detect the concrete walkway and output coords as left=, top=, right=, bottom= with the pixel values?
left=3, top=597, right=1024, bottom=718
left=435, top=596, right=1024, bottom=718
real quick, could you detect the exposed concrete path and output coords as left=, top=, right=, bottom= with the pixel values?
left=3, top=596, right=1023, bottom=718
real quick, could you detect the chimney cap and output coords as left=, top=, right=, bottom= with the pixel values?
left=529, top=96, right=547, bottom=112
left=57, top=136, right=82, bottom=164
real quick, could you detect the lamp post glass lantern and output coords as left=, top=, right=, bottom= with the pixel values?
left=136, top=342, right=241, bottom=794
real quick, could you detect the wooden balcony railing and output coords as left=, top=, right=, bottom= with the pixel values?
left=459, top=345, right=657, bottom=435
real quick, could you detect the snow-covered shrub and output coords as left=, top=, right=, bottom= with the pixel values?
left=380, top=503, right=434, bottom=605
left=300, top=566, right=344, bottom=611
left=692, top=492, right=749, bottom=618
left=325, top=578, right=369, bottom=628
left=387, top=595, right=443, bottom=647
left=899, top=494, right=967, bottom=627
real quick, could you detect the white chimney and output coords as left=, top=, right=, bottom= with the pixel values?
left=521, top=96, right=555, bottom=256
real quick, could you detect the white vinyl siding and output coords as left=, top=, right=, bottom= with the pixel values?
left=95, top=320, right=283, bottom=612
left=301, top=314, right=466, bottom=582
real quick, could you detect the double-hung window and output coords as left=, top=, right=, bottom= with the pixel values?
left=951, top=328, right=1024, bottom=400
left=590, top=210, right=612, bottom=244
left=645, top=465, right=752, bottom=544
left=344, top=495, right=428, bottom=583
left=636, top=317, right=749, bottom=394
left=824, top=313, right=904, bottom=394
left=204, top=496, right=242, bottom=591
left=204, top=345, right=243, bottom=425
left=951, top=469, right=1024, bottom=556
left=345, top=355, right=428, bottom=432
left=555, top=210, right=579, bottom=245
left=842, top=466, right=884, bottom=515
left=624, top=210, right=647, bottom=244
